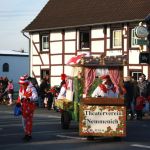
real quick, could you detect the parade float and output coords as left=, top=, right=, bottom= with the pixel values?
left=55, top=54, right=127, bottom=139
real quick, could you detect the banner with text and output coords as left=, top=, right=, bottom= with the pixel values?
left=79, top=105, right=126, bottom=137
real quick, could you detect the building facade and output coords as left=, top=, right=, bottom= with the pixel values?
left=23, top=0, right=150, bottom=86
left=0, top=50, right=29, bottom=91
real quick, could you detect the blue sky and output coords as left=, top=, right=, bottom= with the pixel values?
left=0, top=0, right=49, bottom=52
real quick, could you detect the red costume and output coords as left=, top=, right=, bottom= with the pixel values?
left=135, top=96, right=145, bottom=120
left=92, top=75, right=118, bottom=98
left=17, top=76, right=38, bottom=141
left=135, top=96, right=145, bottom=111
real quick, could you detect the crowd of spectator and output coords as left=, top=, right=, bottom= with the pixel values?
left=0, top=73, right=150, bottom=120
left=124, top=74, right=150, bottom=120
left=0, top=76, right=14, bottom=105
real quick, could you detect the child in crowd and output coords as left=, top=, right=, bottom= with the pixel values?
left=6, top=80, right=14, bottom=105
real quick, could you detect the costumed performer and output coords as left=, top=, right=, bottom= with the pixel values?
left=92, top=75, right=124, bottom=98
left=17, top=75, right=38, bottom=142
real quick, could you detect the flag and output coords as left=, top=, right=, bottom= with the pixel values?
left=67, top=54, right=86, bottom=65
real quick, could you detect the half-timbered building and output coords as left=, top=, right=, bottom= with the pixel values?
left=23, top=0, right=150, bottom=86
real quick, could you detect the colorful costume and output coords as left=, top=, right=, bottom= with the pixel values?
left=92, top=75, right=118, bottom=98
left=57, top=74, right=67, bottom=99
left=17, top=76, right=38, bottom=141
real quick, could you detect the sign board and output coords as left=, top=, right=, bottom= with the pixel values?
left=135, top=26, right=148, bottom=38
left=139, top=52, right=150, bottom=64
left=135, top=39, right=148, bottom=45
left=79, top=105, right=126, bottom=137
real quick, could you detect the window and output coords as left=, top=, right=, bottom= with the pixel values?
left=41, top=69, right=49, bottom=80
left=3, top=63, right=9, bottom=72
left=79, top=30, right=90, bottom=49
left=130, top=71, right=142, bottom=81
left=112, top=30, right=122, bottom=48
left=40, top=34, right=49, bottom=51
left=131, top=28, right=139, bottom=47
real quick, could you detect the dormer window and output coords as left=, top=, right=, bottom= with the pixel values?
left=79, top=30, right=90, bottom=49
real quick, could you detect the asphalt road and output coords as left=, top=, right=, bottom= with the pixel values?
left=0, top=105, right=150, bottom=150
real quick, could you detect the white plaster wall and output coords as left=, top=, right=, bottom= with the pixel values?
left=64, top=41, right=76, bottom=53
left=64, top=66, right=73, bottom=77
left=123, top=25, right=127, bottom=38
left=129, top=66, right=142, bottom=69
left=50, top=32, right=62, bottom=41
left=107, top=50, right=122, bottom=56
left=32, top=56, right=42, bottom=65
left=124, top=39, right=127, bottom=52
left=143, top=66, right=148, bottom=78
left=91, top=28, right=104, bottom=38
left=32, top=43, right=39, bottom=55
left=41, top=66, right=49, bottom=69
left=65, top=55, right=75, bottom=64
left=51, top=77, right=61, bottom=86
left=107, top=39, right=110, bottom=49
left=41, top=54, right=49, bottom=64
left=91, top=40, right=104, bottom=52
left=32, top=34, right=40, bottom=55
left=107, top=27, right=110, bottom=37
left=32, top=66, right=40, bottom=76
left=65, top=30, right=76, bottom=40
left=123, top=66, right=128, bottom=77
left=77, top=51, right=90, bottom=56
left=32, top=34, right=39, bottom=43
left=143, top=45, right=147, bottom=51
left=92, top=54, right=101, bottom=57
left=30, top=35, right=33, bottom=76
left=50, top=41, right=62, bottom=54
left=51, top=55, right=62, bottom=64
left=128, top=50, right=139, bottom=64
left=51, top=66, right=63, bottom=76
left=76, top=31, right=79, bottom=50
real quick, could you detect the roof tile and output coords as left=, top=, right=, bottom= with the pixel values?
left=23, top=0, right=150, bottom=32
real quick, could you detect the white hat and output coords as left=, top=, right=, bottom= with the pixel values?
left=18, top=76, right=29, bottom=84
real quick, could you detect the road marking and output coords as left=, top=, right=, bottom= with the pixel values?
left=56, top=134, right=86, bottom=140
left=0, top=139, right=83, bottom=148
left=34, top=114, right=61, bottom=119
left=132, top=144, right=150, bottom=149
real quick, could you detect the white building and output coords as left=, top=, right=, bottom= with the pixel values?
left=23, top=0, right=150, bottom=86
left=0, top=50, right=29, bottom=91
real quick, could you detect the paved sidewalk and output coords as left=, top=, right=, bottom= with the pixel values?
left=1, top=104, right=150, bottom=120
left=0, top=104, right=61, bottom=118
